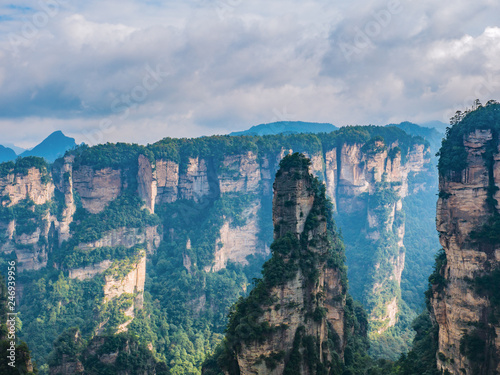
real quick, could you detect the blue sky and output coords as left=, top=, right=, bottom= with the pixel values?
left=1, top=0, right=500, bottom=147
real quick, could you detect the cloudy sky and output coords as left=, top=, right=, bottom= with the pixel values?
left=1, top=0, right=500, bottom=148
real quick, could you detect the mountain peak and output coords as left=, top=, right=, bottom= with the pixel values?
left=20, top=130, right=76, bottom=162
left=230, top=121, right=338, bottom=136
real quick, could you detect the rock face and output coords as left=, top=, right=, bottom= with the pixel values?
left=208, top=202, right=269, bottom=272
left=72, top=166, right=121, bottom=214
left=334, top=140, right=428, bottom=333
left=77, top=226, right=161, bottom=254
left=0, top=167, right=54, bottom=206
left=0, top=165, right=54, bottom=271
left=68, top=260, right=113, bottom=280
left=103, top=254, right=146, bottom=302
left=432, top=127, right=500, bottom=374
left=209, top=154, right=348, bottom=374
left=95, top=253, right=146, bottom=335
left=137, top=154, right=157, bottom=213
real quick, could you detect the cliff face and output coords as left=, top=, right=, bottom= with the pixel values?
left=334, top=140, right=428, bottom=335
left=206, top=154, right=349, bottom=375
left=0, top=164, right=54, bottom=271
left=432, top=127, right=500, bottom=374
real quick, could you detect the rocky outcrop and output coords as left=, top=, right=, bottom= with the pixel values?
left=334, top=140, right=427, bottom=333
left=219, top=151, right=261, bottom=193
left=0, top=167, right=54, bottom=206
left=49, top=329, right=166, bottom=375
left=208, top=202, right=269, bottom=272
left=155, top=159, right=180, bottom=204
left=432, top=128, right=500, bottom=374
left=68, top=260, right=113, bottom=280
left=77, top=226, right=161, bottom=254
left=94, top=253, right=147, bottom=335
left=178, top=157, right=212, bottom=202
left=53, top=155, right=76, bottom=243
left=137, top=154, right=157, bottom=213
left=72, top=166, right=121, bottom=214
left=208, top=154, right=348, bottom=374
left=49, top=355, right=84, bottom=375
left=103, top=254, right=146, bottom=302
left=0, top=165, right=53, bottom=271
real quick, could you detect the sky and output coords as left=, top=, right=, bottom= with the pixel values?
left=1, top=0, right=500, bottom=148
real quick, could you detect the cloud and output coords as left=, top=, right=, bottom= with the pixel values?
left=0, top=0, right=500, bottom=146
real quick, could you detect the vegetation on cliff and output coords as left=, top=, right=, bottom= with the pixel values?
left=0, top=125, right=437, bottom=374
left=0, top=156, right=50, bottom=181
left=437, top=101, right=500, bottom=177
left=203, top=154, right=366, bottom=374
left=0, top=276, right=37, bottom=374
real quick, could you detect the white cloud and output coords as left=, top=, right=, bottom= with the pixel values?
left=0, top=0, right=500, bottom=145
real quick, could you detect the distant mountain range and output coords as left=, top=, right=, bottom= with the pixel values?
left=229, top=121, right=338, bottom=136
left=0, top=131, right=76, bottom=163
left=388, top=121, right=444, bottom=152
left=1, top=120, right=447, bottom=164
left=420, top=120, right=448, bottom=133
left=0, top=145, right=17, bottom=163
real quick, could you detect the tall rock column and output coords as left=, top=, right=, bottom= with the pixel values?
left=204, top=153, right=350, bottom=375
left=432, top=108, right=500, bottom=375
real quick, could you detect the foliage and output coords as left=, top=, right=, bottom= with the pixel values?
left=0, top=157, right=50, bottom=183
left=71, top=143, right=154, bottom=172
left=361, top=136, right=387, bottom=156
left=437, top=103, right=500, bottom=177
left=48, top=328, right=170, bottom=375
left=391, top=311, right=439, bottom=375
left=47, top=327, right=87, bottom=366
left=148, top=192, right=266, bottom=374
left=459, top=329, right=487, bottom=364
left=0, top=276, right=38, bottom=374
left=55, top=194, right=160, bottom=269
left=399, top=188, right=439, bottom=313
left=426, top=249, right=447, bottom=292
left=70, top=194, right=160, bottom=244
left=17, top=270, right=105, bottom=368
left=470, top=215, right=500, bottom=245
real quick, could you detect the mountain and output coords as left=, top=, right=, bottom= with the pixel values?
left=0, top=145, right=16, bottom=163
left=420, top=120, right=448, bottom=133
left=0, top=127, right=437, bottom=373
left=387, top=121, right=443, bottom=152
left=20, top=131, right=76, bottom=162
left=2, top=143, right=25, bottom=155
left=203, top=153, right=366, bottom=373
left=229, top=121, right=338, bottom=136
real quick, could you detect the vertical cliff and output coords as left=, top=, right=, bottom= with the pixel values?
left=203, top=153, right=354, bottom=374
left=0, top=157, right=54, bottom=272
left=431, top=103, right=500, bottom=374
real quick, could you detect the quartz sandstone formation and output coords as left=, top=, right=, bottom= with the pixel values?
left=212, top=154, right=347, bottom=374
left=432, top=128, right=500, bottom=374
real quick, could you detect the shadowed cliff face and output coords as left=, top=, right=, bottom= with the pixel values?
left=432, top=104, right=500, bottom=375
left=203, top=153, right=351, bottom=375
